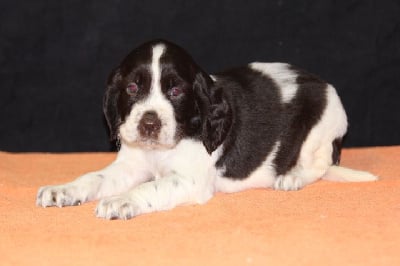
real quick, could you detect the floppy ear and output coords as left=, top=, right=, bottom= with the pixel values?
left=193, top=73, right=232, bottom=154
left=103, top=68, right=121, bottom=141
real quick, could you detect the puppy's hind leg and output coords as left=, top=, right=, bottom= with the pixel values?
left=273, top=143, right=332, bottom=191
left=273, top=174, right=305, bottom=191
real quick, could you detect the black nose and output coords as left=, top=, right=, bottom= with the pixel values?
left=138, top=111, right=162, bottom=138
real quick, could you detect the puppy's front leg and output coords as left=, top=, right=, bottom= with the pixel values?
left=96, top=172, right=214, bottom=220
left=36, top=160, right=149, bottom=208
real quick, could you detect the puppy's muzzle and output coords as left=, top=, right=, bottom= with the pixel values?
left=138, top=111, right=162, bottom=139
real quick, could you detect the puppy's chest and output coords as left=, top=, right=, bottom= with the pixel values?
left=144, top=151, right=177, bottom=180
left=144, top=139, right=211, bottom=179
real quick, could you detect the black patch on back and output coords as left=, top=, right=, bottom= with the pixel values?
left=273, top=66, right=327, bottom=176
left=214, top=65, right=328, bottom=179
left=213, top=66, right=283, bottom=178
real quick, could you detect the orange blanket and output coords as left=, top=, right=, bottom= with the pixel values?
left=0, top=147, right=399, bottom=265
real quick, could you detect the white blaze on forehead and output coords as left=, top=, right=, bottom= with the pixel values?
left=150, top=44, right=166, bottom=96
left=119, top=43, right=177, bottom=148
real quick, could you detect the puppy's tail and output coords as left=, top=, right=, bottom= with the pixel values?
left=322, top=165, right=378, bottom=182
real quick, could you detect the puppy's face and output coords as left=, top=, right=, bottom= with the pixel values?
left=104, top=40, right=211, bottom=149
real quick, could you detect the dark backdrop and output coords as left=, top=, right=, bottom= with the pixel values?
left=1, top=0, right=399, bottom=152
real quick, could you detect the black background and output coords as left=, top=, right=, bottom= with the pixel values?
left=1, top=0, right=399, bottom=152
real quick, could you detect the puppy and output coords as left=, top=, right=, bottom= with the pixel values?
left=36, top=39, right=377, bottom=219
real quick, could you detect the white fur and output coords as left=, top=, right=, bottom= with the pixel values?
left=287, top=85, right=348, bottom=186
left=323, top=165, right=378, bottom=182
left=216, top=141, right=280, bottom=193
left=250, top=62, right=298, bottom=104
left=268, top=84, right=347, bottom=190
left=36, top=56, right=377, bottom=219
left=273, top=84, right=377, bottom=190
left=213, top=64, right=350, bottom=192
left=119, top=44, right=177, bottom=149
left=37, top=138, right=214, bottom=219
left=36, top=148, right=151, bottom=208
left=214, top=66, right=376, bottom=192
left=36, top=44, right=215, bottom=219
left=95, top=139, right=214, bottom=219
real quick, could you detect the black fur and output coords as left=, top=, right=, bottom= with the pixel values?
left=197, top=65, right=329, bottom=179
left=201, top=67, right=283, bottom=178
left=332, top=137, right=343, bottom=165
left=194, top=73, right=232, bottom=154
left=103, top=41, right=153, bottom=140
left=273, top=66, right=327, bottom=176
left=103, top=39, right=212, bottom=142
left=104, top=40, right=338, bottom=182
left=158, top=41, right=212, bottom=139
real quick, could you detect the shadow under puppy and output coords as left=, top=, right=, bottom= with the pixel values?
left=36, top=39, right=377, bottom=219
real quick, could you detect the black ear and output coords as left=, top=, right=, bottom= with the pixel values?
left=103, top=68, right=121, bottom=141
left=194, top=73, right=232, bottom=154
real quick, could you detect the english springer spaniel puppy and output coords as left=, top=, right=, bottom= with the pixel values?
left=36, top=39, right=377, bottom=219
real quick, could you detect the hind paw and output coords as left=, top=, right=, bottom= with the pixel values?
left=273, top=175, right=304, bottom=191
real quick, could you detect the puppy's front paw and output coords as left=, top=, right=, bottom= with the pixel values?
left=36, top=185, right=84, bottom=207
left=96, top=196, right=140, bottom=220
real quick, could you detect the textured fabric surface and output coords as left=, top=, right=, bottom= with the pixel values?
left=0, top=146, right=399, bottom=265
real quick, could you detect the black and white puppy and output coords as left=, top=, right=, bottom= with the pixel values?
left=36, top=39, right=377, bottom=219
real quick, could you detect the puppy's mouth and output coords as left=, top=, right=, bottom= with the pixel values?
left=130, top=138, right=176, bottom=150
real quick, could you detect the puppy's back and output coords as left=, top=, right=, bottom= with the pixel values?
left=211, top=62, right=340, bottom=179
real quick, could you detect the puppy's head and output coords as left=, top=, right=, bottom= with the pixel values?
left=104, top=39, right=212, bottom=149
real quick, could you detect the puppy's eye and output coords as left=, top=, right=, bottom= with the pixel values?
left=168, top=87, right=184, bottom=97
left=126, top=82, right=139, bottom=95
